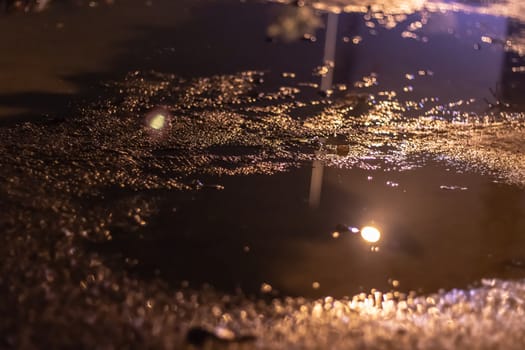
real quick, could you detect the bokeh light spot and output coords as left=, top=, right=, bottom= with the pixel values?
left=149, top=113, right=166, bottom=130
left=361, top=226, right=381, bottom=243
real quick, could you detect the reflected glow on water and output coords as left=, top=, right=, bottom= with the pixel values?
left=148, top=113, right=166, bottom=130
left=145, top=109, right=171, bottom=138
left=360, top=225, right=381, bottom=243
left=285, top=0, right=525, bottom=23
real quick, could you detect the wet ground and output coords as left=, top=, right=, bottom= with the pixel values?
left=1, top=0, right=525, bottom=348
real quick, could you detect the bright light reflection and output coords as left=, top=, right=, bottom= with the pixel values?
left=360, top=226, right=381, bottom=243
left=149, top=114, right=166, bottom=130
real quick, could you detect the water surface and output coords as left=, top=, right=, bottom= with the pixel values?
left=1, top=0, right=525, bottom=349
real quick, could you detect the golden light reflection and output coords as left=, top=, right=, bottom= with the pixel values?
left=149, top=113, right=166, bottom=130
left=260, top=283, right=273, bottom=294
left=360, top=226, right=381, bottom=243
left=214, top=327, right=236, bottom=341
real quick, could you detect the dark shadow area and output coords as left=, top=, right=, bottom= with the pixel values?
left=0, top=92, right=73, bottom=125
left=0, top=1, right=324, bottom=124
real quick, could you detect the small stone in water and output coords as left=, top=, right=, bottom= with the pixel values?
left=186, top=326, right=255, bottom=346
left=352, top=36, right=363, bottom=44
left=302, top=33, right=316, bottom=42
left=319, top=89, right=333, bottom=98
left=261, top=283, right=273, bottom=293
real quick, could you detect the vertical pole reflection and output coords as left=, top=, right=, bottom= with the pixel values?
left=320, top=12, right=339, bottom=92
left=310, top=11, right=339, bottom=209
left=309, top=159, right=324, bottom=209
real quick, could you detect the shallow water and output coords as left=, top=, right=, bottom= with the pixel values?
left=1, top=0, right=525, bottom=348
left=95, top=164, right=525, bottom=298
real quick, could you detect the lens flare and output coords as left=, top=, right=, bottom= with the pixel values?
left=360, top=226, right=381, bottom=243
left=144, top=108, right=172, bottom=140
left=149, top=113, right=166, bottom=130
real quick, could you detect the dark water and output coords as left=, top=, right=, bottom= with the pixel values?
left=92, top=163, right=525, bottom=298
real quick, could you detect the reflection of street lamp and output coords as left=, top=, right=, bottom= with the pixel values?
left=308, top=157, right=324, bottom=208
left=360, top=226, right=381, bottom=243
left=309, top=12, right=339, bottom=209
left=320, top=12, right=339, bottom=92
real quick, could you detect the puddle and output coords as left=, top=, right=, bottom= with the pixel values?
left=2, top=0, right=525, bottom=348
left=94, top=164, right=525, bottom=298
